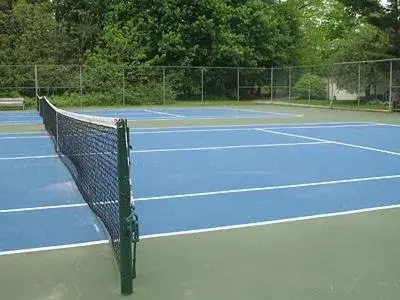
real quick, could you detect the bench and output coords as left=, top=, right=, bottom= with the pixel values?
left=0, top=98, right=25, bottom=110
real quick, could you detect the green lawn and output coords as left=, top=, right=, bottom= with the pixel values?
left=274, top=99, right=389, bottom=111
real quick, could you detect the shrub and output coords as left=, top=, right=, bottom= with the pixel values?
left=293, top=74, right=326, bottom=99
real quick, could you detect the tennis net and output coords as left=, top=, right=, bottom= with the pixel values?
left=36, top=95, right=139, bottom=295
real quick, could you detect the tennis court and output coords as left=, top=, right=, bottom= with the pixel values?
left=0, top=107, right=300, bottom=125
left=1, top=104, right=400, bottom=300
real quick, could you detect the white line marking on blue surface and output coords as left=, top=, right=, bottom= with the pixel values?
left=0, top=240, right=109, bottom=256
left=0, top=121, right=40, bottom=125
left=0, top=154, right=57, bottom=161
left=131, top=121, right=376, bottom=130
left=4, top=174, right=400, bottom=214
left=2, top=203, right=400, bottom=256
left=0, top=135, right=47, bottom=140
left=0, top=123, right=376, bottom=139
left=144, top=109, right=185, bottom=118
left=135, top=142, right=330, bottom=153
left=141, top=203, right=400, bottom=240
left=131, top=123, right=377, bottom=135
left=375, top=123, right=400, bottom=128
left=0, top=131, right=44, bottom=135
left=257, top=128, right=400, bottom=157
left=0, top=141, right=327, bottom=160
left=135, top=174, right=400, bottom=201
left=219, top=107, right=301, bottom=117
left=0, top=203, right=86, bottom=213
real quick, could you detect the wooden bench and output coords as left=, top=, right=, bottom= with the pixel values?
left=0, top=98, right=25, bottom=110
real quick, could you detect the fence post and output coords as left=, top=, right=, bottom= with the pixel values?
left=328, top=76, right=331, bottom=108
left=34, top=64, right=38, bottom=97
left=308, top=68, right=311, bottom=106
left=270, top=67, right=274, bottom=103
left=237, top=67, right=240, bottom=101
left=389, top=60, right=393, bottom=112
left=288, top=68, right=292, bottom=101
left=357, top=63, right=361, bottom=108
left=163, top=66, right=166, bottom=104
left=79, top=66, right=83, bottom=106
left=201, top=68, right=204, bottom=103
left=122, top=67, right=125, bottom=106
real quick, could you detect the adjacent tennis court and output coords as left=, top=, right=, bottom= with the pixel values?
left=0, top=107, right=300, bottom=125
left=1, top=104, right=400, bottom=300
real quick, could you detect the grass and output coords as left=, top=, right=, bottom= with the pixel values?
left=273, top=99, right=389, bottom=111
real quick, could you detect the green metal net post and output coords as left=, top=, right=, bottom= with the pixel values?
left=117, top=118, right=134, bottom=295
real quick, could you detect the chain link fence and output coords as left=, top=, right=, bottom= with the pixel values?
left=1, top=58, right=399, bottom=111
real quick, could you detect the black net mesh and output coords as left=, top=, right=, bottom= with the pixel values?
left=38, top=96, right=123, bottom=264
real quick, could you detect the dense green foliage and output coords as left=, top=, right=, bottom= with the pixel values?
left=0, top=0, right=397, bottom=106
left=293, top=74, right=326, bottom=100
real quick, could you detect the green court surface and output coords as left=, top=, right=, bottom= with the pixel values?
left=1, top=103, right=400, bottom=300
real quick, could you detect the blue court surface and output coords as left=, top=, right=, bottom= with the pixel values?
left=0, top=107, right=300, bottom=125
left=1, top=121, right=400, bottom=253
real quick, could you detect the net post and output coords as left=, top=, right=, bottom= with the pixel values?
left=117, top=118, right=134, bottom=295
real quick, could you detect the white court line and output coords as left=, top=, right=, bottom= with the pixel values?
left=2, top=203, right=400, bottom=256
left=3, top=174, right=400, bottom=214
left=135, top=141, right=330, bottom=153
left=0, top=123, right=377, bottom=139
left=0, top=154, right=57, bottom=161
left=0, top=141, right=329, bottom=160
left=257, top=128, right=400, bottom=157
left=135, top=174, right=400, bottom=201
left=0, top=203, right=86, bottom=213
left=0, top=131, right=44, bottom=136
left=0, top=135, right=47, bottom=140
left=0, top=121, right=40, bottom=125
left=0, top=240, right=108, bottom=256
left=141, top=203, right=400, bottom=240
left=131, top=121, right=376, bottom=131
left=132, top=123, right=377, bottom=135
left=144, top=109, right=185, bottom=118
left=375, top=123, right=400, bottom=128
left=219, top=107, right=295, bottom=116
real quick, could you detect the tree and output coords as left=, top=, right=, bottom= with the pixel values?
left=285, top=0, right=357, bottom=65
left=338, top=0, right=400, bottom=57
left=329, top=23, right=390, bottom=98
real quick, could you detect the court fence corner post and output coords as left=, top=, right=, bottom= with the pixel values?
left=117, top=118, right=133, bottom=296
